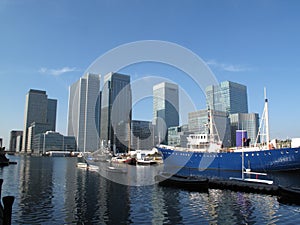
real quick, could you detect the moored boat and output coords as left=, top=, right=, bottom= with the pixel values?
left=155, top=172, right=209, bottom=191
left=157, top=90, right=300, bottom=172
left=277, top=185, right=300, bottom=204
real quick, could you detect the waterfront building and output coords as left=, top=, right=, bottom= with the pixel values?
left=131, top=120, right=153, bottom=150
left=9, top=130, right=23, bottom=152
left=22, top=89, right=57, bottom=153
left=167, top=124, right=191, bottom=147
left=229, top=113, right=259, bottom=147
left=153, top=82, right=179, bottom=144
left=206, top=81, right=248, bottom=114
left=188, top=109, right=231, bottom=147
left=27, top=122, right=53, bottom=153
left=33, top=131, right=76, bottom=154
left=67, top=73, right=101, bottom=152
left=100, top=72, right=132, bottom=153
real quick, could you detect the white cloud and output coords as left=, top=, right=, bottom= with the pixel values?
left=206, top=60, right=251, bottom=72
left=38, top=67, right=79, bottom=76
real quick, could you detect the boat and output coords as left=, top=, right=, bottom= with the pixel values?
left=157, top=90, right=300, bottom=172
left=106, top=166, right=127, bottom=174
left=76, top=162, right=88, bottom=169
left=136, top=157, right=157, bottom=165
left=277, top=185, right=300, bottom=204
left=155, top=172, right=209, bottom=191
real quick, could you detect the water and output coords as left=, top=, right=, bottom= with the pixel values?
left=1, top=155, right=300, bottom=224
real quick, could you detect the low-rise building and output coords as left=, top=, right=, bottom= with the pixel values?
left=33, top=131, right=76, bottom=154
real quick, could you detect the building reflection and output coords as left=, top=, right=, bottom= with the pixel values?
left=17, top=156, right=54, bottom=223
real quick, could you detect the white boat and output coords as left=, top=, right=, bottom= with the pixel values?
left=106, top=166, right=127, bottom=173
left=76, top=162, right=88, bottom=169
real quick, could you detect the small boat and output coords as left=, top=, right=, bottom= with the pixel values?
left=88, top=165, right=99, bottom=172
left=124, top=157, right=136, bottom=165
left=277, top=185, right=300, bottom=204
left=111, top=156, right=127, bottom=164
left=106, top=166, right=127, bottom=174
left=76, top=162, right=88, bottom=169
left=155, top=172, right=209, bottom=191
left=136, top=157, right=157, bottom=165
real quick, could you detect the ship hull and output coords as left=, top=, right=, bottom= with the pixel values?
left=157, top=147, right=300, bottom=172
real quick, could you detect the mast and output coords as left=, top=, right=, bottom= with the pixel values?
left=264, top=88, right=270, bottom=146
left=209, top=109, right=214, bottom=143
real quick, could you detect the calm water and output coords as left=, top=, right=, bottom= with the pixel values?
left=1, top=155, right=300, bottom=224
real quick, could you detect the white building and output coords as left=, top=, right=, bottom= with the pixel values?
left=67, top=73, right=101, bottom=152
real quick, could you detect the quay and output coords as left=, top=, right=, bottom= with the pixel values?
left=156, top=173, right=300, bottom=204
left=208, top=177, right=279, bottom=195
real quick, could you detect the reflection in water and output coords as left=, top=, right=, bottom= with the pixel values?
left=0, top=156, right=299, bottom=224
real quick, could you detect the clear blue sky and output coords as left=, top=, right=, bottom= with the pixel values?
left=1, top=0, right=300, bottom=147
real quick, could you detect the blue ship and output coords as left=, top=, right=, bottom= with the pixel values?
left=157, top=90, right=300, bottom=172
left=157, top=145, right=300, bottom=172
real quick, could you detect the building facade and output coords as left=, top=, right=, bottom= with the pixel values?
left=153, top=82, right=179, bottom=144
left=206, top=81, right=248, bottom=114
left=168, top=125, right=190, bottom=147
left=131, top=120, right=153, bottom=150
left=22, top=89, right=57, bottom=153
left=230, top=113, right=259, bottom=147
left=33, top=131, right=76, bottom=154
left=100, top=72, right=132, bottom=153
left=67, top=73, right=101, bottom=152
left=188, top=109, right=231, bottom=147
left=9, top=130, right=23, bottom=152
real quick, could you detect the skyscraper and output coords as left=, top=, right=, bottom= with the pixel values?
left=153, top=82, right=179, bottom=144
left=230, top=113, right=259, bottom=147
left=100, top=72, right=131, bottom=153
left=67, top=73, right=101, bottom=152
left=206, top=81, right=248, bottom=114
left=22, top=89, right=57, bottom=153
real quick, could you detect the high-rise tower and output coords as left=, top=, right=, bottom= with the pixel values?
left=100, top=72, right=131, bottom=153
left=22, top=89, right=57, bottom=153
left=67, top=73, right=101, bottom=152
left=153, top=82, right=179, bottom=144
left=206, top=81, right=248, bottom=114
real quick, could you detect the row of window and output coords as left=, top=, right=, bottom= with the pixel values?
left=163, top=149, right=299, bottom=158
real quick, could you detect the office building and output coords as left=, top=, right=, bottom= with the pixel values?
left=131, top=120, right=153, bottom=150
left=22, top=89, right=57, bottom=153
left=33, top=131, right=76, bottom=154
left=67, top=73, right=101, bottom=152
left=188, top=109, right=231, bottom=147
left=153, top=82, right=179, bottom=144
left=168, top=125, right=191, bottom=147
left=206, top=81, right=248, bottom=114
left=230, top=113, right=259, bottom=147
left=9, top=130, right=23, bottom=152
left=100, top=72, right=132, bottom=153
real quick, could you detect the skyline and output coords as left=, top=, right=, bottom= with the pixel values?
left=1, top=1, right=300, bottom=146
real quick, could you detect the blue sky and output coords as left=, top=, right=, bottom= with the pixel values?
left=1, top=0, right=300, bottom=147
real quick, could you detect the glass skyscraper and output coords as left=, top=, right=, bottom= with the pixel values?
left=100, top=72, right=132, bottom=153
left=206, top=81, right=248, bottom=114
left=67, top=73, right=101, bottom=152
left=153, top=82, right=179, bottom=144
left=22, top=89, right=57, bottom=153
left=230, top=113, right=259, bottom=146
